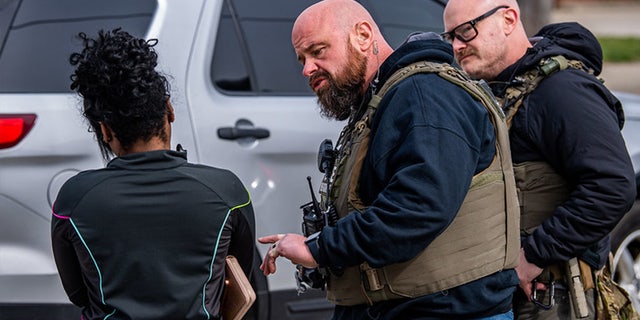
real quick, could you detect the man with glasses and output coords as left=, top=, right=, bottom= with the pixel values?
left=444, top=0, right=636, bottom=319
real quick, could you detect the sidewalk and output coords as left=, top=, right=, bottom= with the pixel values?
left=551, top=2, right=640, bottom=94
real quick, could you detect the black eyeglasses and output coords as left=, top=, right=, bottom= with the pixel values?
left=442, top=5, right=509, bottom=44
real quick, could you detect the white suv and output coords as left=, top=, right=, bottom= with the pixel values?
left=0, top=0, right=448, bottom=318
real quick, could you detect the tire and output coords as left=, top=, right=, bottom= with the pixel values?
left=611, top=198, right=640, bottom=311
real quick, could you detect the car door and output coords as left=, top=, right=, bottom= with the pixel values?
left=181, top=0, right=340, bottom=296
left=173, top=0, right=446, bottom=318
left=0, top=0, right=157, bottom=309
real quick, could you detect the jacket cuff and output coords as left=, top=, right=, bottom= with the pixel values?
left=522, top=242, right=546, bottom=269
left=305, top=232, right=324, bottom=266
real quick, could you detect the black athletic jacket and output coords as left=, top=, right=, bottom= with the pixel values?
left=490, top=22, right=636, bottom=269
left=51, top=150, right=255, bottom=320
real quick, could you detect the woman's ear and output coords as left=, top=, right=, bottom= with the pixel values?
left=167, top=100, right=175, bottom=123
left=99, top=122, right=113, bottom=144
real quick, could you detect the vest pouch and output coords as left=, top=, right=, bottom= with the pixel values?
left=326, top=265, right=368, bottom=305
left=595, top=255, right=640, bottom=320
left=327, top=176, right=517, bottom=306
left=380, top=177, right=514, bottom=298
left=334, top=112, right=375, bottom=217
left=513, top=161, right=571, bottom=234
left=347, top=120, right=370, bottom=212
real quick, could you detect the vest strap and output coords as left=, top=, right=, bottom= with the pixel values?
left=501, top=55, right=595, bottom=128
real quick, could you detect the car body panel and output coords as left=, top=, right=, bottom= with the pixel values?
left=619, top=91, right=640, bottom=173
left=0, top=0, right=445, bottom=318
left=7, top=0, right=640, bottom=317
left=613, top=91, right=640, bottom=309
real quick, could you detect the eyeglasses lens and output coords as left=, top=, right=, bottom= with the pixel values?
left=455, top=23, right=477, bottom=42
left=442, top=6, right=509, bottom=44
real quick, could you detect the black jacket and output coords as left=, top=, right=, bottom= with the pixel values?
left=309, top=34, right=518, bottom=319
left=490, top=22, right=636, bottom=269
left=51, top=150, right=255, bottom=320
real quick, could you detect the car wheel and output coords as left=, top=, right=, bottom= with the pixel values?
left=611, top=199, right=640, bottom=311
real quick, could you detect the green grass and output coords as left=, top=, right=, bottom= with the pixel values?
left=598, top=36, right=640, bottom=62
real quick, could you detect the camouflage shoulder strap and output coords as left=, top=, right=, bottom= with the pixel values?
left=501, top=55, right=600, bottom=127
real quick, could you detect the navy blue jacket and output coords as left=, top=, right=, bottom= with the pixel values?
left=308, top=35, right=518, bottom=319
left=52, top=150, right=255, bottom=320
left=490, top=23, right=636, bottom=269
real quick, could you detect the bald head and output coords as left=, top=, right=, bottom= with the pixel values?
left=292, top=0, right=393, bottom=91
left=443, top=0, right=530, bottom=80
left=444, top=0, right=519, bottom=22
left=293, top=0, right=378, bottom=39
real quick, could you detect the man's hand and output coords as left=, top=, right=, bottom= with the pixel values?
left=515, top=247, right=545, bottom=299
left=258, top=233, right=318, bottom=275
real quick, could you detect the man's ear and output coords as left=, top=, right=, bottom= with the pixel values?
left=502, top=7, right=519, bottom=35
left=353, top=21, right=374, bottom=52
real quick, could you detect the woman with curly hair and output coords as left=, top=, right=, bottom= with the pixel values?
left=51, top=28, right=255, bottom=320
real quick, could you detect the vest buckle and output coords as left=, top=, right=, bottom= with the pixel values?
left=360, top=264, right=384, bottom=291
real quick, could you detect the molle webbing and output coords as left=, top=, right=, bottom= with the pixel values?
left=326, top=61, right=520, bottom=306
left=513, top=161, right=571, bottom=235
left=501, top=55, right=595, bottom=128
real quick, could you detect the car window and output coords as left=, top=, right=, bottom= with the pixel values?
left=0, top=0, right=20, bottom=54
left=366, top=0, right=447, bottom=48
left=0, top=0, right=157, bottom=93
left=210, top=0, right=446, bottom=96
left=211, top=0, right=315, bottom=96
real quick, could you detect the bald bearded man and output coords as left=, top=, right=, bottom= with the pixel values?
left=259, top=0, right=520, bottom=319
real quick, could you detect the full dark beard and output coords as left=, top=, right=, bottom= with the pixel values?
left=314, top=46, right=367, bottom=121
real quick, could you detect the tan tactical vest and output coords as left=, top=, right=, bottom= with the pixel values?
left=325, top=61, right=520, bottom=306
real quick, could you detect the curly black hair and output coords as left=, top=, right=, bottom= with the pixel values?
left=70, top=28, right=170, bottom=160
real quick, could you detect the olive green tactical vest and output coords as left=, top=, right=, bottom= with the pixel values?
left=325, top=61, right=520, bottom=306
left=513, top=161, right=571, bottom=235
left=499, top=55, right=594, bottom=235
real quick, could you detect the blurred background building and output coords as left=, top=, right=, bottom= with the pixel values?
left=518, top=0, right=640, bottom=94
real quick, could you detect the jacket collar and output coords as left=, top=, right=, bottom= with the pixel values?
left=107, top=149, right=187, bottom=170
left=377, top=33, right=454, bottom=90
left=491, top=22, right=603, bottom=96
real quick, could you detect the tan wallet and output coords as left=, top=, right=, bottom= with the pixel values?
left=221, top=255, right=256, bottom=320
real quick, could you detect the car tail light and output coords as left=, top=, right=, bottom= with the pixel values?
left=0, top=114, right=37, bottom=149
